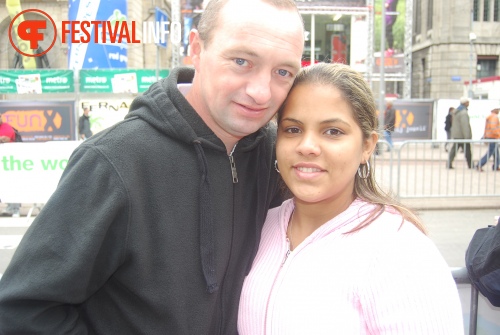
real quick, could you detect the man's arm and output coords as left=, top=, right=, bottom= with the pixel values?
left=0, top=145, right=129, bottom=333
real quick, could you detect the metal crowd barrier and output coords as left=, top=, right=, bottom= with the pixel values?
left=452, top=267, right=479, bottom=335
left=373, top=139, right=500, bottom=200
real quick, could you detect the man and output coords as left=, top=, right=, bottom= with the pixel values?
left=447, top=97, right=473, bottom=169
left=383, top=99, right=396, bottom=151
left=0, top=112, right=21, bottom=218
left=78, top=107, right=92, bottom=140
left=0, top=0, right=304, bottom=333
left=477, top=108, right=500, bottom=171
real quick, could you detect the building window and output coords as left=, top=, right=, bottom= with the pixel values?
left=427, top=0, right=433, bottom=29
left=484, top=0, right=491, bottom=21
left=474, top=0, right=480, bottom=20
left=494, top=0, right=499, bottom=21
left=477, top=56, right=498, bottom=78
left=415, top=0, right=421, bottom=34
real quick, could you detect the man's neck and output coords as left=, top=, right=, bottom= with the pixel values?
left=184, top=84, right=241, bottom=154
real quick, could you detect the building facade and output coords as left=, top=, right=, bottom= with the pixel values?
left=411, top=0, right=500, bottom=99
left=0, top=0, right=498, bottom=100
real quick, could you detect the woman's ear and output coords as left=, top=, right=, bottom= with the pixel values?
left=362, top=131, right=379, bottom=163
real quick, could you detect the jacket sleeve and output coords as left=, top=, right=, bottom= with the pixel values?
left=0, top=145, right=130, bottom=334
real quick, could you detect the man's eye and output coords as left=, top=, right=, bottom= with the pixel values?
left=277, top=69, right=290, bottom=77
left=234, top=58, right=248, bottom=66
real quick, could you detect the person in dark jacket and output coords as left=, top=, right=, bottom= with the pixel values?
left=78, top=107, right=93, bottom=140
left=0, top=0, right=305, bottom=333
left=444, top=107, right=454, bottom=152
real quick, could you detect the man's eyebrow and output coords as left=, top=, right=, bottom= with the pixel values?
left=233, top=49, right=259, bottom=58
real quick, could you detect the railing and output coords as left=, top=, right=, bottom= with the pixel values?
left=452, top=267, right=479, bottom=335
left=373, top=140, right=500, bottom=200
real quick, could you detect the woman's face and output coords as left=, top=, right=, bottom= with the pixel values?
left=277, top=83, right=376, bottom=207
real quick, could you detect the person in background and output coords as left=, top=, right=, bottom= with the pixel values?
left=0, top=111, right=21, bottom=218
left=0, top=0, right=304, bottom=333
left=476, top=108, right=500, bottom=171
left=444, top=106, right=454, bottom=152
left=78, top=107, right=93, bottom=140
left=447, top=97, right=473, bottom=169
left=238, top=63, right=464, bottom=334
left=0, top=111, right=15, bottom=144
left=383, top=99, right=396, bottom=151
left=384, top=0, right=399, bottom=57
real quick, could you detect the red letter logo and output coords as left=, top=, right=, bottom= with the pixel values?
left=17, top=20, right=47, bottom=49
left=8, top=9, right=57, bottom=58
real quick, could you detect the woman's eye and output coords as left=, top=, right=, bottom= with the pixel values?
left=325, top=128, right=342, bottom=136
left=285, top=127, right=301, bottom=134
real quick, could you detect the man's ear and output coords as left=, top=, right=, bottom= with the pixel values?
left=189, top=29, right=202, bottom=70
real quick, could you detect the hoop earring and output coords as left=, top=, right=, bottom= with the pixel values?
left=357, top=160, right=370, bottom=179
left=274, top=160, right=280, bottom=173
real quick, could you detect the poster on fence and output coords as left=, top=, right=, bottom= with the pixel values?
left=0, top=101, right=76, bottom=142
left=0, top=141, right=80, bottom=203
left=391, top=100, right=433, bottom=140
left=78, top=99, right=133, bottom=135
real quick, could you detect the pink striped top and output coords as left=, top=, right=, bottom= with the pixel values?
left=238, top=199, right=464, bottom=334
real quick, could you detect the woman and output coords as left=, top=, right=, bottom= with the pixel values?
left=238, top=63, right=464, bottom=334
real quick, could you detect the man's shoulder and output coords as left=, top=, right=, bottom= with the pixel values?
left=487, top=113, right=499, bottom=120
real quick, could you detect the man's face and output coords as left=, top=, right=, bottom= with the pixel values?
left=189, top=0, right=304, bottom=142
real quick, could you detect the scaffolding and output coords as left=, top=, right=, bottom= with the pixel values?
left=404, top=0, right=413, bottom=98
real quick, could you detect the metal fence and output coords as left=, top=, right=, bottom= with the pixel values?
left=373, top=140, right=500, bottom=199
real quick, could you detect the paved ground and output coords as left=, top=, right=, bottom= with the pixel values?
left=418, top=208, right=498, bottom=267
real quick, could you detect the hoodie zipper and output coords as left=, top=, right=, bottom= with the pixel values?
left=265, top=234, right=294, bottom=333
left=228, top=144, right=238, bottom=183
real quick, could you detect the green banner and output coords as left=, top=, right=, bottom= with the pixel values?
left=79, top=69, right=170, bottom=93
left=0, top=70, right=74, bottom=94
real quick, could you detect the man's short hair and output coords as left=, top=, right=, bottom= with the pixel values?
left=460, top=97, right=469, bottom=104
left=197, top=0, right=302, bottom=47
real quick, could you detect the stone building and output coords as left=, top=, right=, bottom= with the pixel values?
left=411, top=0, right=500, bottom=99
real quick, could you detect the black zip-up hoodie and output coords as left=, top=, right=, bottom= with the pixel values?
left=0, top=67, right=282, bottom=334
